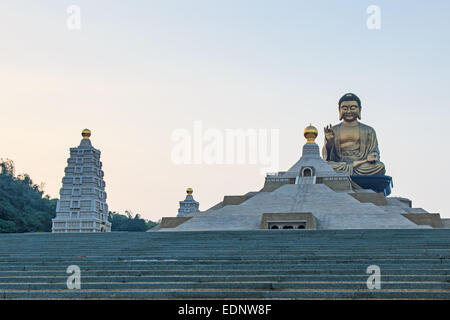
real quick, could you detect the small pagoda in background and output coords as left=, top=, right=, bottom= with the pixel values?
left=177, top=188, right=200, bottom=217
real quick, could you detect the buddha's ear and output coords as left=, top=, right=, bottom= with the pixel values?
left=339, top=108, right=343, bottom=120
left=358, top=107, right=361, bottom=120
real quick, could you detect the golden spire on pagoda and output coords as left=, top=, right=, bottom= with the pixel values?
left=82, top=129, right=91, bottom=139
left=303, top=124, right=318, bottom=143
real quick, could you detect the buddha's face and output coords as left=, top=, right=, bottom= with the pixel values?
left=339, top=100, right=361, bottom=121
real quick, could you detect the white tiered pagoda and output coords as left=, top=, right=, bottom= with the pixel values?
left=177, top=188, right=200, bottom=217
left=52, top=129, right=111, bottom=233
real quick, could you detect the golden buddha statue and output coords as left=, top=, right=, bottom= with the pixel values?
left=322, top=93, right=386, bottom=176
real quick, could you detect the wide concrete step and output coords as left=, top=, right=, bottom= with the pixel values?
left=2, top=290, right=450, bottom=299
left=2, top=281, right=450, bottom=290
left=1, top=254, right=449, bottom=261
left=3, top=244, right=447, bottom=249
left=1, top=230, right=449, bottom=299
left=2, top=250, right=450, bottom=256
left=1, top=274, right=449, bottom=283
left=2, top=263, right=449, bottom=271
left=1, top=269, right=450, bottom=276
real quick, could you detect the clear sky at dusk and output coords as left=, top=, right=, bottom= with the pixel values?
left=1, top=1, right=449, bottom=221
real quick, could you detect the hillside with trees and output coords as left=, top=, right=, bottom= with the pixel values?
left=0, top=159, right=57, bottom=233
left=0, top=159, right=157, bottom=233
left=108, top=211, right=157, bottom=232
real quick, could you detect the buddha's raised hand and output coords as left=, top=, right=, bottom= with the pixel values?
left=324, top=124, right=335, bottom=144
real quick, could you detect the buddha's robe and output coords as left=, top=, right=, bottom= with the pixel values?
left=322, top=122, right=386, bottom=176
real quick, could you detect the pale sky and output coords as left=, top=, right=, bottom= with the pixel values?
left=1, top=1, right=449, bottom=221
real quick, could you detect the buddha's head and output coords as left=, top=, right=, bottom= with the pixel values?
left=338, top=93, right=361, bottom=122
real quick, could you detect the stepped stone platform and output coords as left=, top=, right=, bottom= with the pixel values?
left=1, top=230, right=450, bottom=299
left=162, top=133, right=443, bottom=232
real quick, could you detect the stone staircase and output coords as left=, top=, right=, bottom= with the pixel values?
left=0, top=229, right=449, bottom=299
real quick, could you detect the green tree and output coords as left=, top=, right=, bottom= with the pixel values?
left=0, top=158, right=157, bottom=233
left=0, top=159, right=57, bottom=233
left=108, top=211, right=157, bottom=232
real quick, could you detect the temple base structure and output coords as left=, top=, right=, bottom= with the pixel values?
left=351, top=175, right=393, bottom=196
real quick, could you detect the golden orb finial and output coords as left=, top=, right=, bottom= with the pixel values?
left=186, top=188, right=193, bottom=195
left=303, top=124, right=318, bottom=143
left=81, top=129, right=91, bottom=139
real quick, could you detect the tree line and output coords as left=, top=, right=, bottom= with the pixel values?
left=0, top=159, right=157, bottom=233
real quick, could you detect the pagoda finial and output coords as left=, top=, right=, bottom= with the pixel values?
left=303, top=125, right=318, bottom=143
left=82, top=129, right=91, bottom=139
